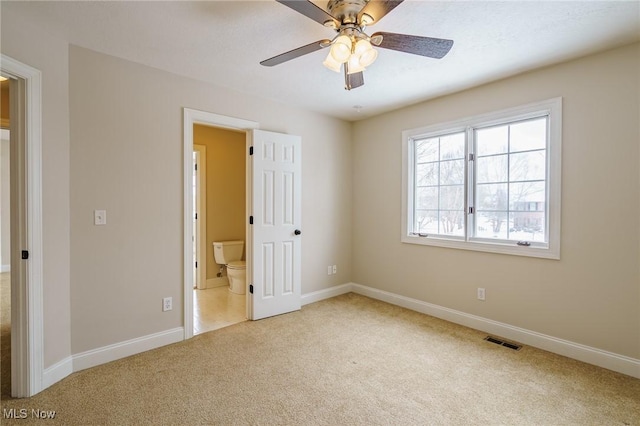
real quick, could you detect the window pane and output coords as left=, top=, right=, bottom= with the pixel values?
left=476, top=126, right=508, bottom=156
left=509, top=181, right=545, bottom=211
left=440, top=185, right=464, bottom=210
left=509, top=212, right=545, bottom=242
left=416, top=163, right=438, bottom=186
left=416, top=138, right=439, bottom=163
left=475, top=212, right=508, bottom=239
left=476, top=183, right=508, bottom=211
left=476, top=154, right=508, bottom=184
left=439, top=211, right=465, bottom=236
left=440, top=133, right=465, bottom=160
left=510, top=118, right=547, bottom=152
left=415, top=210, right=438, bottom=234
left=440, top=159, right=465, bottom=185
left=416, top=186, right=438, bottom=209
left=509, top=150, right=546, bottom=182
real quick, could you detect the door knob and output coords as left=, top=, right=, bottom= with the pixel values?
left=294, top=229, right=302, bottom=235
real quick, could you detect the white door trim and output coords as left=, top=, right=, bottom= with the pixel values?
left=182, top=108, right=258, bottom=339
left=193, top=144, right=206, bottom=289
left=1, top=54, right=44, bottom=397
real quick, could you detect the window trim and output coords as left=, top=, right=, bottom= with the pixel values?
left=401, top=97, right=562, bottom=259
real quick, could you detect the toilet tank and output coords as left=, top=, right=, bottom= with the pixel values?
left=213, top=240, right=244, bottom=264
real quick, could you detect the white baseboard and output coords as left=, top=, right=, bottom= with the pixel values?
left=72, top=327, right=184, bottom=372
left=1, top=264, right=10, bottom=273
left=349, top=282, right=639, bottom=379
left=301, top=283, right=353, bottom=306
left=43, top=356, right=73, bottom=389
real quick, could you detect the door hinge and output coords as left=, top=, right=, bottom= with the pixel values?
left=249, top=284, right=254, bottom=294
left=195, top=213, right=197, bottom=220
left=21, top=250, right=29, bottom=260
left=249, top=216, right=253, bottom=225
left=469, top=153, right=475, bottom=161
left=469, top=207, right=474, bottom=214
left=195, top=261, right=198, bottom=268
left=249, top=146, right=254, bottom=156
left=195, top=163, right=198, bottom=171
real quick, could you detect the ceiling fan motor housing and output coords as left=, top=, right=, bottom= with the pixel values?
left=327, top=0, right=368, bottom=25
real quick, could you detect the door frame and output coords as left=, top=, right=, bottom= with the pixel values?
left=1, top=54, right=44, bottom=397
left=182, top=108, right=258, bottom=339
left=193, top=144, right=207, bottom=289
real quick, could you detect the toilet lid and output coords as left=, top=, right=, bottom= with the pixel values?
left=227, top=261, right=246, bottom=269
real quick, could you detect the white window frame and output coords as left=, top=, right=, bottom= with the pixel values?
left=401, top=97, right=562, bottom=259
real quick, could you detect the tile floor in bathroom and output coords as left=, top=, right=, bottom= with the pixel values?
left=193, top=286, right=246, bottom=335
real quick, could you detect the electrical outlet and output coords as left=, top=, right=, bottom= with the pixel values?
left=327, top=266, right=332, bottom=275
left=332, top=265, right=337, bottom=274
left=94, top=209, right=107, bottom=225
left=477, top=288, right=486, bottom=301
left=163, top=297, right=172, bottom=312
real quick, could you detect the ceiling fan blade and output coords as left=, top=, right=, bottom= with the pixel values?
left=345, top=71, right=364, bottom=91
left=260, top=40, right=331, bottom=67
left=372, top=32, right=454, bottom=59
left=276, top=0, right=339, bottom=27
left=358, top=0, right=404, bottom=25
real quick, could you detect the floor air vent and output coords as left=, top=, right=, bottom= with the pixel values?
left=484, top=336, right=522, bottom=351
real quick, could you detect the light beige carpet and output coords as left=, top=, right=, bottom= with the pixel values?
left=1, top=292, right=639, bottom=425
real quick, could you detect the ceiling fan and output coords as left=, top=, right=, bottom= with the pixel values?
left=260, top=0, right=454, bottom=90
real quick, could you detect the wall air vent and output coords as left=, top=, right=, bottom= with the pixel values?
left=484, top=336, right=522, bottom=351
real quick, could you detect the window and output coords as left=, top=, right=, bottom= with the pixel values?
left=402, top=98, right=562, bottom=259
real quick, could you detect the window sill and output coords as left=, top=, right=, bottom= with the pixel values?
left=401, top=234, right=560, bottom=260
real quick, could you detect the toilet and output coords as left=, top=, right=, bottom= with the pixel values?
left=213, top=240, right=246, bottom=295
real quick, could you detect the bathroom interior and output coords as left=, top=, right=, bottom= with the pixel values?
left=192, top=124, right=247, bottom=335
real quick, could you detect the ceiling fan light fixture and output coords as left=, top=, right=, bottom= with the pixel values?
left=359, top=48, right=378, bottom=67
left=346, top=54, right=366, bottom=74
left=330, top=35, right=352, bottom=63
left=323, top=52, right=342, bottom=73
left=354, top=39, right=378, bottom=67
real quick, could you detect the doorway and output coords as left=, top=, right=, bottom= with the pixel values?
left=183, top=109, right=258, bottom=339
left=0, top=55, right=44, bottom=398
left=192, top=125, right=247, bottom=334
left=182, top=109, right=303, bottom=338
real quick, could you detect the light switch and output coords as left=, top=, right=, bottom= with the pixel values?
left=94, top=210, right=107, bottom=225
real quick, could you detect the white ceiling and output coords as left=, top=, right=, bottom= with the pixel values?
left=5, top=0, right=640, bottom=121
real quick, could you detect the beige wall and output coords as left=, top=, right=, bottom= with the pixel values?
left=352, top=42, right=640, bottom=359
left=194, top=125, right=246, bottom=279
left=1, top=6, right=72, bottom=368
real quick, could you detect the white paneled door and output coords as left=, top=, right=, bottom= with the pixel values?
left=249, top=130, right=301, bottom=320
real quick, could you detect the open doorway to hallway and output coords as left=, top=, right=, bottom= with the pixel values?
left=192, top=124, right=246, bottom=334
